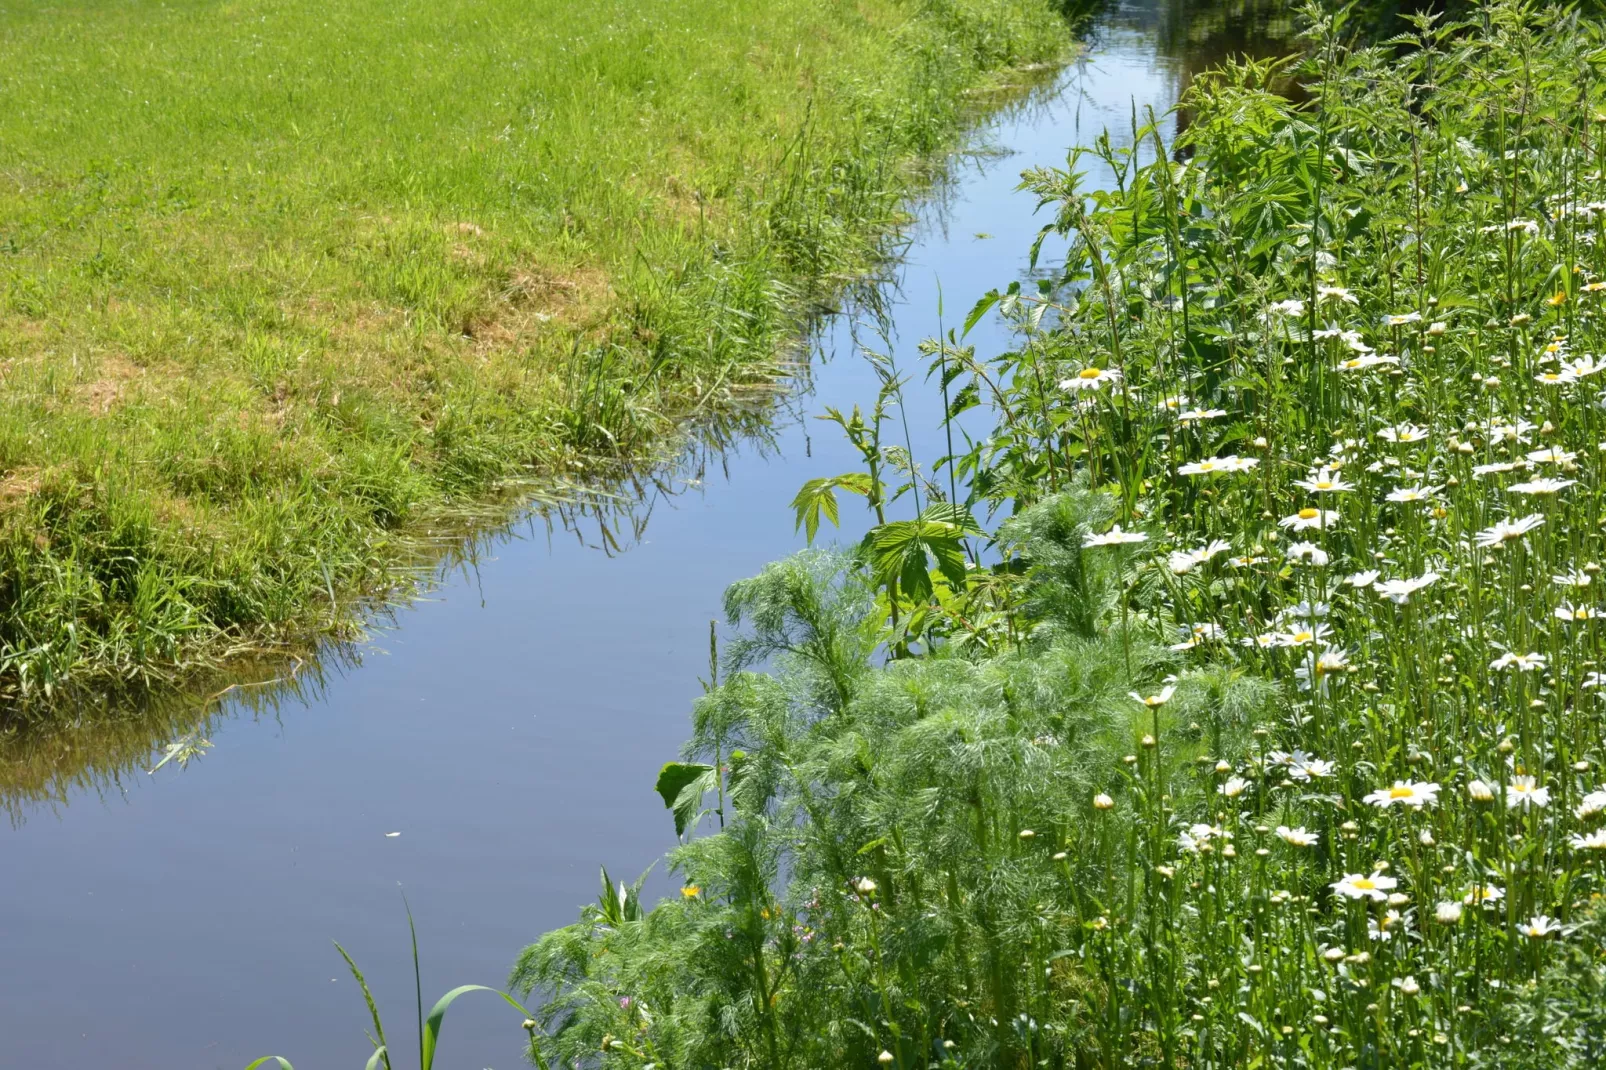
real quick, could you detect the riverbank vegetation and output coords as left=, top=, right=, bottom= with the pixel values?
left=0, top=0, right=1076, bottom=705
left=510, top=4, right=1606, bottom=1066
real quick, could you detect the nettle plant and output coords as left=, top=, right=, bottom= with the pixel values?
left=513, top=4, right=1606, bottom=1069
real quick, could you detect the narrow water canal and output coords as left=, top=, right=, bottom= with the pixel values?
left=0, top=3, right=1289, bottom=1066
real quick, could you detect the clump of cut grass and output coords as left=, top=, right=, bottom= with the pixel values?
left=508, top=3, right=1606, bottom=1067
left=0, top=0, right=1079, bottom=706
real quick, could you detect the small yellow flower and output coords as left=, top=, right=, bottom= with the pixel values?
left=681, top=885, right=701, bottom=898
left=1548, top=290, right=1568, bottom=307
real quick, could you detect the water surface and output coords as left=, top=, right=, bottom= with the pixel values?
left=0, top=3, right=1294, bottom=1066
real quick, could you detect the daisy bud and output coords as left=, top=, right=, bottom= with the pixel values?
left=1323, top=947, right=1347, bottom=962
left=1389, top=893, right=1411, bottom=906
left=879, top=1051, right=895, bottom=1064
left=1468, top=779, right=1494, bottom=802
left=1428, top=321, right=1447, bottom=335
left=1419, top=829, right=1435, bottom=846
left=1436, top=901, right=1463, bottom=924
left=1141, top=734, right=1157, bottom=748
left=1399, top=976, right=1421, bottom=996
left=1093, top=793, right=1115, bottom=810
left=1018, top=829, right=1035, bottom=840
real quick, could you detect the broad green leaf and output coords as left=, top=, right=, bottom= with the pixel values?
left=421, top=985, right=530, bottom=1070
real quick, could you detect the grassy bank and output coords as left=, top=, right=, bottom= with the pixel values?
left=0, top=0, right=1074, bottom=704
left=506, top=3, right=1606, bottom=1067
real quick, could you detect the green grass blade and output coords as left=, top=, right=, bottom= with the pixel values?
left=243, top=1059, right=294, bottom=1070
left=334, top=942, right=390, bottom=1070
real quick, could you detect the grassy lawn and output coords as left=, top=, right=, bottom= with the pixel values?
left=0, top=0, right=1069, bottom=703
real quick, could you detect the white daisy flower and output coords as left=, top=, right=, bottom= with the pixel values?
left=1332, top=872, right=1397, bottom=901
left=1374, top=572, right=1440, bottom=604
left=1280, top=507, right=1339, bottom=532
left=1317, top=285, right=1360, bottom=305
left=1386, top=484, right=1440, bottom=503
left=1490, top=651, right=1546, bottom=672
left=1276, top=825, right=1319, bottom=847
left=1505, top=775, right=1550, bottom=810
left=1179, top=455, right=1258, bottom=476
left=1084, top=525, right=1148, bottom=547
left=1570, top=829, right=1606, bottom=851
left=1061, top=367, right=1122, bottom=391
left=1508, top=477, right=1576, bottom=495
left=1286, top=541, right=1330, bottom=566
left=1475, top=514, right=1545, bottom=548
left=1363, top=780, right=1441, bottom=809
left=1295, top=467, right=1354, bottom=494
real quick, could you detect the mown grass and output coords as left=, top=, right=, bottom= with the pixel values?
left=0, top=0, right=1076, bottom=705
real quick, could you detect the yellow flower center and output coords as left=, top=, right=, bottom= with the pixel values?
left=1298, top=508, right=1320, bottom=520
left=1079, top=368, right=1103, bottom=379
left=1389, top=786, right=1414, bottom=799
left=1354, top=878, right=1376, bottom=890
left=1294, top=630, right=1314, bottom=644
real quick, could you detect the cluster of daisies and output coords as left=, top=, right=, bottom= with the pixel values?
left=1060, top=266, right=1606, bottom=1044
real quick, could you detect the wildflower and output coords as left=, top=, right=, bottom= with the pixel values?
left=1154, top=394, right=1189, bottom=413
left=1286, top=541, right=1330, bottom=566
left=1370, top=910, right=1405, bottom=942
left=1289, top=755, right=1336, bottom=781
left=1322, top=946, right=1347, bottom=962
left=1296, top=467, right=1354, bottom=494
left=681, top=885, right=701, bottom=898
left=1386, top=311, right=1423, bottom=326
left=1475, top=514, right=1545, bottom=548
left=1554, top=568, right=1592, bottom=588
left=1276, top=825, right=1318, bottom=847
left=1363, top=780, right=1441, bottom=809
left=1507, top=219, right=1540, bottom=235
left=1518, top=915, right=1561, bottom=939
left=1529, top=447, right=1579, bottom=464
left=1467, top=779, right=1495, bottom=802
left=1554, top=603, right=1600, bottom=622
left=1435, top=901, right=1464, bottom=924
left=1374, top=572, right=1440, bottom=604
left=1179, top=823, right=1229, bottom=853
left=1534, top=368, right=1579, bottom=386
left=1084, top=525, right=1148, bottom=547
left=1270, top=298, right=1306, bottom=315
left=1508, top=476, right=1576, bottom=495
left=1318, top=285, right=1359, bottom=304
left=1337, top=354, right=1399, bottom=372
left=1280, top=507, right=1339, bottom=532
left=1273, top=622, right=1331, bottom=648
left=1130, top=685, right=1175, bottom=707
left=1332, top=872, right=1398, bottom=901
left=1176, top=407, right=1228, bottom=423
left=1093, top=793, right=1115, bottom=811
left=1171, top=622, right=1225, bottom=651
left=1463, top=883, right=1505, bottom=906
left=1473, top=460, right=1528, bottom=478
left=1220, top=777, right=1248, bottom=798
left=1378, top=423, right=1429, bottom=443
left=1385, top=484, right=1440, bottom=503
left=1346, top=569, right=1380, bottom=588
left=854, top=877, right=877, bottom=895
left=1571, top=829, right=1606, bottom=850
left=1490, top=651, right=1546, bottom=672
left=1061, top=367, right=1122, bottom=391
left=1395, top=975, right=1422, bottom=996
left=879, top=1051, right=895, bottom=1065
left=1505, top=775, right=1551, bottom=810
left=1179, top=455, right=1258, bottom=476
left=1167, top=540, right=1232, bottom=574
left=1577, top=790, right=1606, bottom=819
